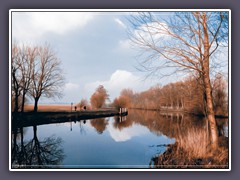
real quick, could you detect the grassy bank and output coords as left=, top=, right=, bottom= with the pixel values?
left=151, top=137, right=229, bottom=169
left=12, top=107, right=127, bottom=128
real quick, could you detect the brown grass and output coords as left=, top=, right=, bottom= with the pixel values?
left=177, top=127, right=210, bottom=158
left=150, top=118, right=229, bottom=169
left=153, top=133, right=229, bottom=169
left=24, top=104, right=74, bottom=112
left=153, top=142, right=228, bottom=169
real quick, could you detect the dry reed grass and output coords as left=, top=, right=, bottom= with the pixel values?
left=24, top=104, right=73, bottom=112
left=177, top=126, right=210, bottom=159
left=154, top=136, right=228, bottom=168
left=153, top=121, right=229, bottom=168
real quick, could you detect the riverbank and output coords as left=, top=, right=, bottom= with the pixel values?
left=12, top=108, right=127, bottom=128
left=128, top=107, right=228, bottom=118
left=24, top=104, right=79, bottom=112
left=23, top=105, right=228, bottom=118
left=151, top=136, right=229, bottom=169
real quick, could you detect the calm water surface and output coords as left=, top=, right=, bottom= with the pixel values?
left=11, top=110, right=228, bottom=168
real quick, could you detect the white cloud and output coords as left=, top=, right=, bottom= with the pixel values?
left=108, top=121, right=148, bottom=142
left=109, top=70, right=138, bottom=87
left=114, top=18, right=126, bottom=28
left=30, top=12, right=94, bottom=34
left=84, top=70, right=158, bottom=101
left=12, top=12, right=94, bottom=41
left=84, top=70, right=139, bottom=100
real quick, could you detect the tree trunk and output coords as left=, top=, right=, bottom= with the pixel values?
left=34, top=97, right=39, bottom=112
left=12, top=69, right=22, bottom=113
left=14, top=92, right=19, bottom=113
left=203, top=70, right=219, bottom=147
left=202, top=14, right=218, bottom=148
left=12, top=129, right=17, bottom=163
left=21, top=91, right=26, bottom=112
left=20, top=127, right=24, bottom=149
left=33, top=125, right=37, bottom=139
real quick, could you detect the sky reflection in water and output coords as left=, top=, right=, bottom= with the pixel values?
left=12, top=110, right=228, bottom=168
left=14, top=114, right=175, bottom=168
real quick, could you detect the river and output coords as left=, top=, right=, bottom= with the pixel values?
left=11, top=109, right=228, bottom=169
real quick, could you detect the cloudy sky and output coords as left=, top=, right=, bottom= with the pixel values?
left=11, top=11, right=228, bottom=104
left=12, top=11, right=163, bottom=104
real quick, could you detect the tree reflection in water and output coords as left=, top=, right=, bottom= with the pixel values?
left=12, top=125, right=64, bottom=168
left=113, top=116, right=133, bottom=131
left=113, top=109, right=228, bottom=168
left=90, top=118, right=109, bottom=134
left=132, top=110, right=229, bottom=169
left=11, top=110, right=228, bottom=169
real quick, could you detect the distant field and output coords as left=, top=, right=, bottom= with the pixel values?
left=24, top=104, right=75, bottom=112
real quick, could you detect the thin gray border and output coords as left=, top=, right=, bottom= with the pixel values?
left=0, top=0, right=239, bottom=179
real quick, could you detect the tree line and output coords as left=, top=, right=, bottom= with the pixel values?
left=11, top=43, right=65, bottom=113
left=127, top=11, right=228, bottom=147
left=77, top=73, right=227, bottom=117
left=112, top=74, right=228, bottom=116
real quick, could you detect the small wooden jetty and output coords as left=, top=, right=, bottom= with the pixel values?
left=12, top=108, right=128, bottom=128
left=118, top=108, right=128, bottom=116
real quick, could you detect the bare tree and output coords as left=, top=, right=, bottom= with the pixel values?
left=12, top=44, right=22, bottom=113
left=29, top=44, right=65, bottom=112
left=18, top=45, right=37, bottom=112
left=78, top=98, right=89, bottom=110
left=212, top=73, right=228, bottom=116
left=128, top=11, right=229, bottom=146
left=119, top=88, right=134, bottom=108
left=112, top=96, right=128, bottom=109
left=90, top=85, right=109, bottom=109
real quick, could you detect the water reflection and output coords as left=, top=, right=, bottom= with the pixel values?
left=113, top=116, right=133, bottom=131
left=12, top=125, right=64, bottom=168
left=11, top=110, right=228, bottom=168
left=90, top=118, right=109, bottom=134
left=111, top=110, right=228, bottom=168
left=142, top=112, right=229, bottom=169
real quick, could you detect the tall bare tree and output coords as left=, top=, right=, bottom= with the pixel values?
left=18, top=45, right=37, bottom=112
left=12, top=44, right=22, bottom=113
left=128, top=11, right=229, bottom=146
left=29, top=44, right=65, bottom=112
